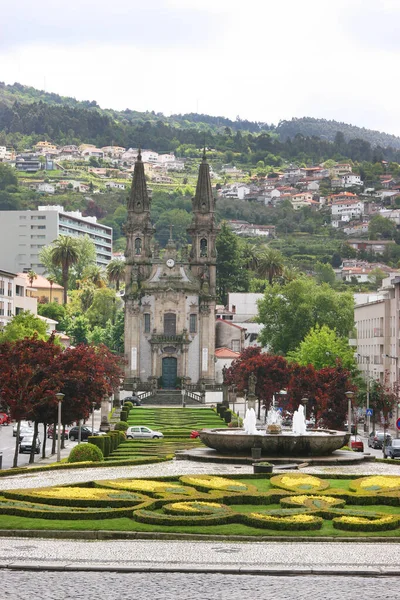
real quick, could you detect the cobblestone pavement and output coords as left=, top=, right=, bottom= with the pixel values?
left=1, top=571, right=398, bottom=600
left=0, top=456, right=399, bottom=491
left=1, top=538, right=399, bottom=573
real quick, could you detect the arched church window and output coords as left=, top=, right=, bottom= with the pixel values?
left=164, top=313, right=176, bottom=336
left=135, top=238, right=142, bottom=255
left=200, top=238, right=208, bottom=257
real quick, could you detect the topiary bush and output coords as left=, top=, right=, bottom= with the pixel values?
left=124, top=401, right=134, bottom=410
left=89, top=436, right=105, bottom=455
left=68, top=443, right=104, bottom=463
left=114, top=421, right=129, bottom=432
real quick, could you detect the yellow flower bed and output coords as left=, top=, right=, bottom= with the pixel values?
left=95, top=479, right=195, bottom=496
left=180, top=476, right=257, bottom=493
left=333, top=513, right=400, bottom=531
left=280, top=495, right=345, bottom=509
left=164, top=501, right=232, bottom=516
left=350, top=476, right=400, bottom=493
left=251, top=513, right=317, bottom=523
left=247, top=511, right=323, bottom=530
left=270, top=474, right=329, bottom=493
left=5, top=486, right=145, bottom=507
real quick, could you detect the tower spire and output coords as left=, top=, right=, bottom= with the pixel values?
left=192, top=151, right=214, bottom=213
left=127, top=150, right=150, bottom=213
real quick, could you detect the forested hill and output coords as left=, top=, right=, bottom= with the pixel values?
left=1, top=81, right=400, bottom=161
left=277, top=117, right=400, bottom=150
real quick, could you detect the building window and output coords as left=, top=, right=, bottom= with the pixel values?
left=0, top=302, right=4, bottom=316
left=7, top=303, right=12, bottom=317
left=8, top=282, right=12, bottom=296
left=231, top=339, right=240, bottom=352
left=0, top=280, right=4, bottom=295
left=164, top=313, right=176, bottom=336
left=189, top=314, right=197, bottom=333
left=200, top=238, right=208, bottom=257
left=144, top=313, right=150, bottom=333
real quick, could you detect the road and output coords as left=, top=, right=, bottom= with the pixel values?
left=0, top=422, right=72, bottom=470
left=0, top=570, right=398, bottom=600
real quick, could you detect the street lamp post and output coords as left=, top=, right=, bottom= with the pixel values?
left=345, top=391, right=354, bottom=438
left=357, top=354, right=371, bottom=433
left=92, top=401, right=96, bottom=433
left=55, top=393, right=65, bottom=462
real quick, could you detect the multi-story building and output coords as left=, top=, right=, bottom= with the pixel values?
left=15, top=153, right=42, bottom=172
left=354, top=276, right=400, bottom=389
left=0, top=206, right=112, bottom=274
left=0, top=270, right=37, bottom=329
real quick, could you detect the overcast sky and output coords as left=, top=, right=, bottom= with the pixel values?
left=1, top=0, right=400, bottom=134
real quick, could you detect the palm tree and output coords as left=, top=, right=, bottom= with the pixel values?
left=83, top=265, right=106, bottom=288
left=50, top=236, right=79, bottom=304
left=27, top=270, right=37, bottom=296
left=47, top=275, right=57, bottom=303
left=256, top=247, right=284, bottom=285
left=241, top=243, right=259, bottom=272
left=107, top=259, right=126, bottom=292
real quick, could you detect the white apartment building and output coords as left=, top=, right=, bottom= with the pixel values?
left=331, top=200, right=364, bottom=220
left=354, top=276, right=400, bottom=389
left=0, top=206, right=112, bottom=275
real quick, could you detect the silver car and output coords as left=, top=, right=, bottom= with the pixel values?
left=19, top=435, right=41, bottom=454
left=126, top=426, right=163, bottom=439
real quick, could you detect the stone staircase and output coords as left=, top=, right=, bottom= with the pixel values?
left=140, top=390, right=202, bottom=406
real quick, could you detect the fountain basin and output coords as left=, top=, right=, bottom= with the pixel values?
left=199, top=428, right=350, bottom=457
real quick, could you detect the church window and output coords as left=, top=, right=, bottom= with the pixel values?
left=135, top=238, right=142, bottom=255
left=200, top=238, right=208, bottom=257
left=164, top=313, right=176, bottom=336
left=189, top=314, right=197, bottom=333
left=144, top=313, right=150, bottom=333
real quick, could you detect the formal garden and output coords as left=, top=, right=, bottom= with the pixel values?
left=1, top=474, right=400, bottom=538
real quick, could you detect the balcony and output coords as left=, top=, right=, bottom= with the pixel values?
left=150, top=333, right=189, bottom=345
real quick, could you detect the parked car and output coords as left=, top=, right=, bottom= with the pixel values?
left=368, top=431, right=392, bottom=449
left=350, top=436, right=364, bottom=452
left=18, top=426, right=35, bottom=441
left=122, top=396, right=141, bottom=406
left=47, top=425, right=70, bottom=440
left=19, top=435, right=40, bottom=454
left=13, top=420, right=32, bottom=437
left=68, top=426, right=105, bottom=442
left=383, top=438, right=400, bottom=459
left=0, top=412, right=11, bottom=425
left=126, top=426, right=163, bottom=439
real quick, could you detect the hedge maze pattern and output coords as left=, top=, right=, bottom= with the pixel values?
left=2, top=474, right=400, bottom=533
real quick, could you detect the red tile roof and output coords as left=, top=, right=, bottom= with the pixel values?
left=215, top=347, right=241, bottom=359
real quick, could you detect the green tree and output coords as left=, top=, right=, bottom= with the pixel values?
left=315, top=262, right=336, bottom=286
left=86, top=288, right=120, bottom=328
left=37, top=302, right=67, bottom=332
left=107, top=259, right=126, bottom=291
left=287, top=325, right=357, bottom=372
left=27, top=269, right=38, bottom=289
left=368, top=267, right=386, bottom=288
left=368, top=215, right=396, bottom=240
left=216, top=223, right=249, bottom=305
left=155, top=208, right=191, bottom=246
left=257, top=277, right=354, bottom=355
left=72, top=235, right=97, bottom=285
left=67, top=315, right=90, bottom=345
left=0, top=312, right=48, bottom=342
left=50, top=236, right=80, bottom=304
left=256, top=247, right=284, bottom=285
left=0, top=163, right=18, bottom=190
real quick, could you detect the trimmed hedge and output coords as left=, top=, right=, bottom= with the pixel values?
left=114, top=421, right=129, bottom=432
left=68, top=443, right=103, bottom=464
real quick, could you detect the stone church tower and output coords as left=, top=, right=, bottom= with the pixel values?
left=124, top=150, right=219, bottom=389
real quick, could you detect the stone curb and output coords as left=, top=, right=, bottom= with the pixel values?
left=0, top=530, right=399, bottom=543
left=2, top=562, right=400, bottom=577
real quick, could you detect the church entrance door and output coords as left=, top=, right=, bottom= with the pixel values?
left=162, top=357, right=177, bottom=389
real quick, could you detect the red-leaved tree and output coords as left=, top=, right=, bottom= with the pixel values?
left=0, top=335, right=63, bottom=466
